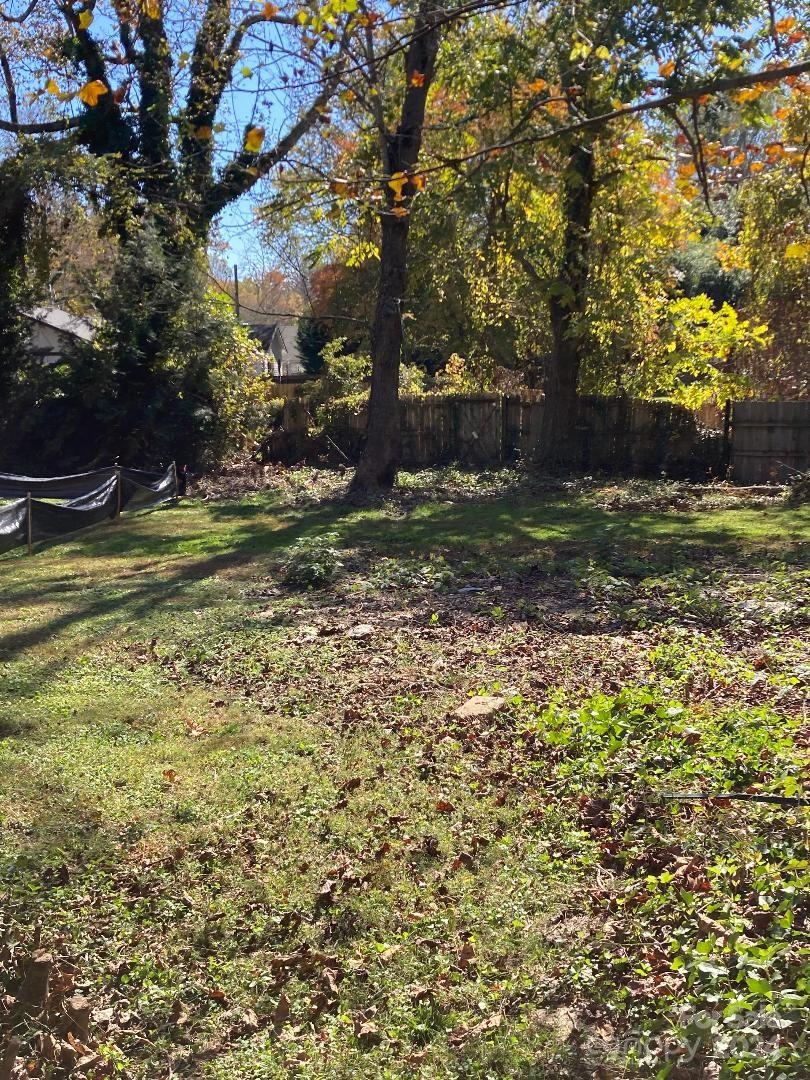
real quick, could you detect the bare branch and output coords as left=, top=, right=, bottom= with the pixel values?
left=0, top=0, right=38, bottom=22
left=0, top=114, right=81, bottom=134
left=0, top=48, right=18, bottom=124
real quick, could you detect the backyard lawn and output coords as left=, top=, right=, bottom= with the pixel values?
left=1, top=471, right=807, bottom=1078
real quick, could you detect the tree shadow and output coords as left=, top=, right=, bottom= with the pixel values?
left=1, top=492, right=803, bottom=681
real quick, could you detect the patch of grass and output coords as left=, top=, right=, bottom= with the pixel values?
left=0, top=472, right=807, bottom=1078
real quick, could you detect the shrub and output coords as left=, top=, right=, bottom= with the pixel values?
left=283, top=532, right=344, bottom=589
left=786, top=470, right=810, bottom=506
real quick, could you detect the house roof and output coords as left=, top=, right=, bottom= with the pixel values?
left=26, top=306, right=96, bottom=342
left=248, top=322, right=285, bottom=352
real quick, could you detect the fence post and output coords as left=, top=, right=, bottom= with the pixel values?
left=171, top=460, right=179, bottom=502
left=722, top=401, right=732, bottom=479
left=115, top=466, right=122, bottom=519
left=26, top=491, right=33, bottom=555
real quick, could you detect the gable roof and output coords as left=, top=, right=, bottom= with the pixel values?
left=247, top=322, right=285, bottom=352
left=25, top=306, right=96, bottom=342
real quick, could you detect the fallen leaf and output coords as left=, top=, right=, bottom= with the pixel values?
left=271, top=992, right=290, bottom=1028
left=457, top=940, right=475, bottom=970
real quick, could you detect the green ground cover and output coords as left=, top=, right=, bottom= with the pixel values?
left=1, top=471, right=807, bottom=1078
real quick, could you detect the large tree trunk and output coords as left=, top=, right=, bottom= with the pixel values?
left=541, top=142, right=595, bottom=471
left=349, top=0, right=441, bottom=495
left=350, top=213, right=409, bottom=491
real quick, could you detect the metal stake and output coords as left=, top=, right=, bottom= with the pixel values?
left=26, top=491, right=33, bottom=555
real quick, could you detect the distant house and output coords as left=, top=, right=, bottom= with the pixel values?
left=248, top=323, right=286, bottom=375
left=246, top=320, right=310, bottom=394
left=23, top=305, right=96, bottom=364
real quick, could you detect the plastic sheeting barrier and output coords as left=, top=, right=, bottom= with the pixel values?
left=0, top=464, right=177, bottom=556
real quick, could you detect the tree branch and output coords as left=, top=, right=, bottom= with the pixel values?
left=0, top=48, right=18, bottom=124
left=203, top=73, right=343, bottom=221
left=0, top=114, right=82, bottom=133
left=0, top=0, right=38, bottom=22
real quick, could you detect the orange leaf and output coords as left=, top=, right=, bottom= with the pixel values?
left=262, top=1, right=279, bottom=14
left=410, top=71, right=426, bottom=88
left=658, top=60, right=676, bottom=78
left=78, top=79, right=108, bottom=106
left=774, top=16, right=796, bottom=33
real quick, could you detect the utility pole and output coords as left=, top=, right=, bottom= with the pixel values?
left=233, top=263, right=240, bottom=319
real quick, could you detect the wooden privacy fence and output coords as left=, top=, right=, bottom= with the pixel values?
left=319, top=394, right=722, bottom=477
left=276, top=394, right=809, bottom=481
left=731, top=401, right=810, bottom=484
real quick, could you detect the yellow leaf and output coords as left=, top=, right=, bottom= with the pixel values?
left=527, top=78, right=547, bottom=93
left=731, top=152, right=746, bottom=167
left=785, top=241, right=808, bottom=260
left=262, top=1, right=279, bottom=14
left=734, top=86, right=765, bottom=104
left=677, top=162, right=695, bottom=178
left=142, top=0, right=160, bottom=18
left=658, top=60, right=675, bottom=78
left=411, top=173, right=425, bottom=191
left=330, top=177, right=349, bottom=194
left=244, top=125, right=265, bottom=152
left=45, top=77, right=60, bottom=95
left=194, top=125, right=213, bottom=140
left=387, top=171, right=407, bottom=201
left=410, top=71, right=425, bottom=88
left=749, top=161, right=765, bottom=172
left=78, top=79, right=107, bottom=106
left=78, top=9, right=93, bottom=29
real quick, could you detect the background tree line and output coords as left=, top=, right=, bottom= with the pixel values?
left=0, top=0, right=807, bottom=486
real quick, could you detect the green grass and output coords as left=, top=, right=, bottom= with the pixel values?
left=0, top=474, right=807, bottom=1078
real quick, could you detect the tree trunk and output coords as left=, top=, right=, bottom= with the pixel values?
left=350, top=213, right=409, bottom=491
left=349, top=0, right=441, bottom=495
left=541, top=142, right=595, bottom=471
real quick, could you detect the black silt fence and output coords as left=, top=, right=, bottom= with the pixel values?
left=0, top=464, right=177, bottom=556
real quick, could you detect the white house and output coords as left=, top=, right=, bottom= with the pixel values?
left=246, top=320, right=308, bottom=379
left=23, top=306, right=96, bottom=364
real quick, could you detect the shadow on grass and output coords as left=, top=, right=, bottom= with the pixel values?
left=1, top=493, right=804, bottom=672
